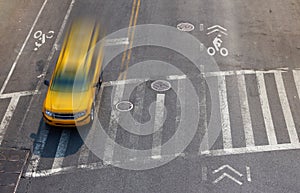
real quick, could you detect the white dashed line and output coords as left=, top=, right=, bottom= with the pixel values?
left=246, top=166, right=252, bottom=182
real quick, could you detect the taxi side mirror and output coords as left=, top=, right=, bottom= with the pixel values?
left=44, top=80, right=50, bottom=86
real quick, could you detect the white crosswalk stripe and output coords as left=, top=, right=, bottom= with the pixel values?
left=274, top=72, right=299, bottom=144
left=293, top=70, right=300, bottom=103
left=26, top=124, right=49, bottom=175
left=218, top=75, right=232, bottom=149
left=237, top=75, right=255, bottom=147
left=23, top=69, right=300, bottom=177
left=52, top=129, right=70, bottom=170
left=103, top=83, right=125, bottom=165
left=256, top=72, right=278, bottom=145
left=203, top=70, right=300, bottom=156
left=151, top=94, right=166, bottom=159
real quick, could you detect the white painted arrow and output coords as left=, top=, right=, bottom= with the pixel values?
left=213, top=172, right=243, bottom=185
left=207, top=25, right=228, bottom=36
left=207, top=25, right=228, bottom=31
left=213, top=165, right=243, bottom=177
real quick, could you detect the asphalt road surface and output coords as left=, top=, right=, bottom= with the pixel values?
left=1, top=0, right=300, bottom=192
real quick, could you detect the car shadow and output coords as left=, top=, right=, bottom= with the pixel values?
left=30, top=118, right=86, bottom=158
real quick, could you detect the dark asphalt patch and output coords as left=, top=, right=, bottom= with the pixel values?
left=0, top=148, right=29, bottom=193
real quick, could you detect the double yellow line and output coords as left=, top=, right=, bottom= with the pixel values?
left=119, top=0, right=141, bottom=80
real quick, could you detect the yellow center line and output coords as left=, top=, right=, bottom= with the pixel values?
left=118, top=0, right=138, bottom=80
left=123, top=0, right=141, bottom=80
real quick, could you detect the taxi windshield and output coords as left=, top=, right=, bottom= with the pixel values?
left=50, top=70, right=88, bottom=92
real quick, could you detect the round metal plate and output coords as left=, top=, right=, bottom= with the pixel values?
left=151, top=80, right=172, bottom=92
left=177, top=22, right=195, bottom=32
left=116, top=101, right=134, bottom=112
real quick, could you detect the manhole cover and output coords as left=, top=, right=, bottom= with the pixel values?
left=151, top=80, right=172, bottom=92
left=177, top=22, right=195, bottom=32
left=116, top=101, right=134, bottom=112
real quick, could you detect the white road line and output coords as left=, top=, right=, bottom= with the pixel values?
left=0, top=96, right=20, bottom=145
left=0, top=90, right=39, bottom=99
left=50, top=0, right=75, bottom=56
left=256, top=73, right=277, bottom=145
left=274, top=72, right=299, bottom=144
left=128, top=83, right=145, bottom=160
left=51, top=129, right=70, bottom=170
left=246, top=166, right=251, bottom=182
left=103, top=83, right=125, bottom=164
left=24, top=162, right=108, bottom=178
left=293, top=70, right=300, bottom=101
left=104, top=75, right=187, bottom=87
left=151, top=94, right=166, bottom=159
left=0, top=0, right=49, bottom=94
left=201, top=143, right=300, bottom=156
left=105, top=38, right=129, bottom=46
left=103, top=69, right=298, bottom=88
left=237, top=75, right=255, bottom=147
left=26, top=124, right=49, bottom=174
left=78, top=85, right=105, bottom=165
left=103, top=69, right=294, bottom=87
left=176, top=79, right=187, bottom=155
left=167, top=75, right=187, bottom=80
left=199, top=76, right=209, bottom=153
left=205, top=68, right=289, bottom=77
left=25, top=142, right=300, bottom=178
left=218, top=75, right=232, bottom=149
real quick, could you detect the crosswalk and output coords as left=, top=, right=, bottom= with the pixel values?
left=24, top=69, right=300, bottom=177
left=203, top=69, right=300, bottom=156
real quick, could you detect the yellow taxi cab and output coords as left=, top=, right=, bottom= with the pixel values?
left=42, top=19, right=103, bottom=127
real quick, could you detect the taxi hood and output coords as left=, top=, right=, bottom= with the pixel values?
left=44, top=90, right=91, bottom=113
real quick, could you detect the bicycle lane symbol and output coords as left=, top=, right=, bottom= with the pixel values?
left=33, top=30, right=54, bottom=51
left=206, top=25, right=229, bottom=57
